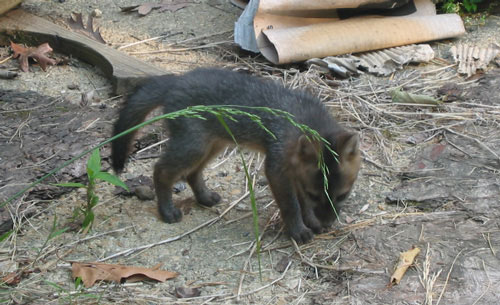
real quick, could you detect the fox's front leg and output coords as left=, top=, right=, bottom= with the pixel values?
left=265, top=158, right=314, bottom=243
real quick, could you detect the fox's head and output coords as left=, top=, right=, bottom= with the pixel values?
left=291, top=131, right=361, bottom=227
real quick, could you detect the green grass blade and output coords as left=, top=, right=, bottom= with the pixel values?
left=53, top=182, right=86, bottom=188
left=87, top=149, right=101, bottom=178
left=214, top=113, right=262, bottom=279
left=0, top=230, right=12, bottom=242
left=93, top=172, right=129, bottom=191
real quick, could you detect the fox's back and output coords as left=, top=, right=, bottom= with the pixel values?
left=156, top=68, right=340, bottom=146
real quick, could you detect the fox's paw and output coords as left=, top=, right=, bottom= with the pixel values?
left=159, top=205, right=183, bottom=223
left=303, top=213, right=323, bottom=234
left=289, top=225, right=314, bottom=244
left=197, top=191, right=221, bottom=207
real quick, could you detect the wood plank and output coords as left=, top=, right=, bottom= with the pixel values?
left=0, top=9, right=166, bottom=94
left=0, top=0, right=22, bottom=16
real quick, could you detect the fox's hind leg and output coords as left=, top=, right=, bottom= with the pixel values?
left=186, top=142, right=224, bottom=207
left=154, top=135, right=216, bottom=223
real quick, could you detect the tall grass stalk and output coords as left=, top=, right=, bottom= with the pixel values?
left=1, top=105, right=339, bottom=275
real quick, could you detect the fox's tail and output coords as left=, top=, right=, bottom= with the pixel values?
left=111, top=75, right=171, bottom=173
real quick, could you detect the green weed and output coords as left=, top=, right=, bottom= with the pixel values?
left=441, top=0, right=484, bottom=14
left=2, top=105, right=338, bottom=279
left=55, top=149, right=129, bottom=233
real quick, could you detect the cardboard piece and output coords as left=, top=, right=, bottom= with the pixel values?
left=235, top=0, right=465, bottom=64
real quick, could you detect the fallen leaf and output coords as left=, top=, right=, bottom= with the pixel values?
left=67, top=13, right=106, bottom=44
left=175, top=286, right=201, bottom=298
left=2, top=272, right=21, bottom=285
left=121, top=0, right=192, bottom=16
left=390, top=89, right=441, bottom=106
left=274, top=255, right=291, bottom=273
left=389, top=247, right=421, bottom=286
left=71, top=262, right=178, bottom=287
left=345, top=215, right=354, bottom=224
left=358, top=203, right=369, bottom=214
left=10, top=41, right=57, bottom=72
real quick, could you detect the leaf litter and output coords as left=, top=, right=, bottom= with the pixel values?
left=10, top=41, right=57, bottom=72
left=121, top=0, right=192, bottom=16
left=67, top=12, right=106, bottom=44
left=2, top=2, right=500, bottom=304
left=71, top=262, right=178, bottom=287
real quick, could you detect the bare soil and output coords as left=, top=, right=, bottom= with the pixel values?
left=1, top=1, right=500, bottom=304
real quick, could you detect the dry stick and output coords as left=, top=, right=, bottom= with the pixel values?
left=8, top=112, right=31, bottom=144
left=290, top=237, right=362, bottom=273
left=236, top=215, right=274, bottom=300
left=0, top=55, right=12, bottom=64
left=0, top=97, right=62, bottom=114
left=419, top=243, right=443, bottom=305
left=16, top=152, right=58, bottom=170
left=435, top=249, right=464, bottom=305
left=150, top=261, right=293, bottom=302
left=99, top=192, right=249, bottom=261
left=444, top=128, right=500, bottom=161
left=236, top=243, right=258, bottom=300
left=485, top=233, right=496, bottom=256
left=117, top=34, right=169, bottom=50
left=168, top=29, right=232, bottom=46
left=49, top=226, right=135, bottom=257
left=291, top=238, right=318, bottom=278
left=471, top=260, right=492, bottom=305
left=76, top=117, right=100, bottom=132
left=233, top=261, right=292, bottom=300
left=210, top=147, right=237, bottom=169
left=128, top=40, right=231, bottom=55
left=421, top=64, right=457, bottom=75
left=244, top=152, right=256, bottom=194
left=136, top=138, right=169, bottom=154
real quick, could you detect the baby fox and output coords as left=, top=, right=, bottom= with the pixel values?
left=112, top=68, right=360, bottom=243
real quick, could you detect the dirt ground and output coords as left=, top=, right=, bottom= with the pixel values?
left=1, top=1, right=500, bottom=304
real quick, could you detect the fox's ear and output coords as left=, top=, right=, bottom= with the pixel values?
left=297, top=134, right=321, bottom=162
left=337, top=132, right=359, bottom=158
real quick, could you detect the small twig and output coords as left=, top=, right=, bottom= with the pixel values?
left=471, top=260, right=492, bottom=305
left=0, top=97, right=62, bottom=114
left=16, top=152, right=59, bottom=170
left=210, top=147, right=237, bottom=169
left=136, top=138, right=169, bottom=154
left=128, top=40, right=231, bottom=55
left=435, top=249, right=463, bottom=305
left=483, top=232, right=496, bottom=257
left=76, top=117, right=100, bottom=132
left=444, top=128, right=500, bottom=161
left=421, top=64, right=457, bottom=75
left=236, top=215, right=274, bottom=300
left=117, top=34, right=170, bottom=50
left=233, top=261, right=292, bottom=301
left=9, top=112, right=31, bottom=145
left=0, top=55, right=13, bottom=64
left=99, top=192, right=249, bottom=261
left=167, top=29, right=232, bottom=46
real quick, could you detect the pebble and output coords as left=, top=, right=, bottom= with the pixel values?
left=92, top=9, right=102, bottom=18
left=135, top=185, right=155, bottom=200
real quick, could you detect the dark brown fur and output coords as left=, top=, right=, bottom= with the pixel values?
left=112, top=68, right=361, bottom=243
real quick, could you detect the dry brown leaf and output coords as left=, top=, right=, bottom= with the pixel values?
left=389, top=247, right=421, bottom=286
left=1, top=272, right=21, bottom=286
left=121, top=0, right=191, bottom=16
left=10, top=41, right=57, bottom=72
left=67, top=13, right=106, bottom=44
left=71, top=262, right=178, bottom=287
